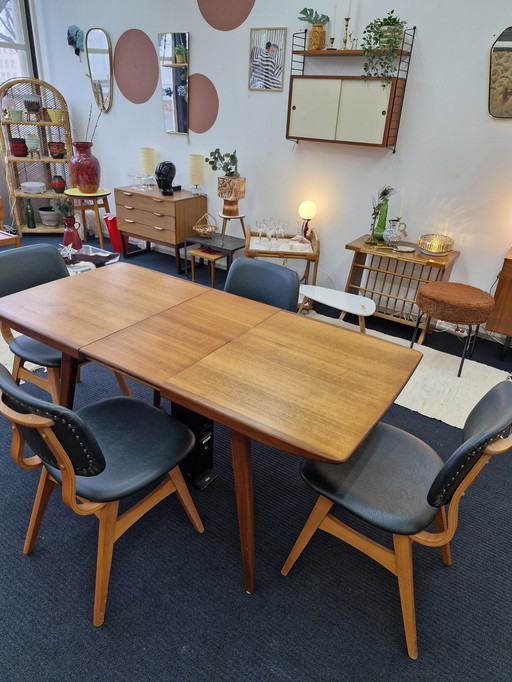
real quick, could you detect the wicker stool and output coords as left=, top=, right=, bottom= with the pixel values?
left=411, top=281, right=495, bottom=377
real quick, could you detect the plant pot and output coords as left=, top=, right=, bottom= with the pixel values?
left=70, top=141, right=100, bottom=193
left=9, top=137, right=27, bottom=156
left=38, top=207, right=60, bottom=227
left=48, top=141, right=66, bottom=158
left=175, top=54, right=185, bottom=64
left=217, top=176, right=246, bottom=216
left=307, top=24, right=326, bottom=50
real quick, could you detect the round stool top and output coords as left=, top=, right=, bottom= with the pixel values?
left=219, top=213, right=245, bottom=219
left=416, top=281, right=495, bottom=325
left=65, top=188, right=111, bottom=198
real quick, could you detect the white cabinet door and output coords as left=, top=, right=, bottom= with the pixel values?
left=288, top=77, right=342, bottom=140
left=336, top=80, right=390, bottom=144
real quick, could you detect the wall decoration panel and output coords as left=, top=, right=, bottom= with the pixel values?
left=188, top=74, right=219, bottom=133
left=114, top=29, right=159, bottom=104
left=197, top=0, right=255, bottom=31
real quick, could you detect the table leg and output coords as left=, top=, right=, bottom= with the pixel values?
left=59, top=354, right=79, bottom=408
left=230, top=429, right=255, bottom=594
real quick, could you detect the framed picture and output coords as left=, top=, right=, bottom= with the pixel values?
left=248, top=28, right=287, bottom=92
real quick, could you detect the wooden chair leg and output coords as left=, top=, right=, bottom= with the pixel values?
left=23, top=469, right=58, bottom=554
left=11, top=354, right=23, bottom=385
left=168, top=466, right=204, bottom=533
left=94, top=501, right=119, bottom=627
left=281, top=495, right=334, bottom=575
left=393, top=534, right=418, bottom=660
left=46, top=368, right=61, bottom=403
left=434, top=507, right=452, bottom=565
left=190, top=255, right=196, bottom=282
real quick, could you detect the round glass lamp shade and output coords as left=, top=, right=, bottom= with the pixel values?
left=298, top=200, right=317, bottom=220
left=189, top=154, right=205, bottom=186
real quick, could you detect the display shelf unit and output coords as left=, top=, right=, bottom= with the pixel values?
left=287, top=27, right=415, bottom=151
left=344, top=236, right=460, bottom=340
left=0, top=78, right=73, bottom=235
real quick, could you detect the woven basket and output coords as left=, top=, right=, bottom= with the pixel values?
left=193, top=212, right=218, bottom=238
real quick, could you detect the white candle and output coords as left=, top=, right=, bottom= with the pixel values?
left=332, top=6, right=337, bottom=38
left=346, top=0, right=352, bottom=18
left=398, top=187, right=405, bottom=218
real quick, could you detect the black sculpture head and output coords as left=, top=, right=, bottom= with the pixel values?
left=155, top=161, right=176, bottom=196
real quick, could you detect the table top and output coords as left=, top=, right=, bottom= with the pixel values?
left=346, top=235, right=460, bottom=268
left=0, top=262, right=422, bottom=463
left=185, top=233, right=246, bottom=252
left=65, top=188, right=111, bottom=198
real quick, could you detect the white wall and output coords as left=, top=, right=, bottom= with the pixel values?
left=30, top=0, right=512, bottom=292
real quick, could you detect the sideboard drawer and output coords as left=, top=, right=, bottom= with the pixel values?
left=114, top=188, right=176, bottom=217
left=116, top=203, right=174, bottom=231
left=117, top=216, right=175, bottom=243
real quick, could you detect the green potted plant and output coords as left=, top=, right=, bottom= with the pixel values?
left=205, top=148, right=245, bottom=216
left=298, top=7, right=330, bottom=50
left=174, top=43, right=187, bottom=64
left=49, top=196, right=75, bottom=218
left=361, top=10, right=406, bottom=88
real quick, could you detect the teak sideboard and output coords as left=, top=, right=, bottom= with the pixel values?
left=114, top=186, right=206, bottom=273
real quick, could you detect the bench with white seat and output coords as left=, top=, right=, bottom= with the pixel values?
left=299, top=284, right=376, bottom=333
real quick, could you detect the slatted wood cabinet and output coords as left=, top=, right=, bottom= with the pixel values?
left=485, top=248, right=512, bottom=345
left=115, top=185, right=206, bottom=273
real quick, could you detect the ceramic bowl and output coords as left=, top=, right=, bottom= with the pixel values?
left=38, top=207, right=60, bottom=227
left=47, top=141, right=66, bottom=158
left=25, top=134, right=40, bottom=151
left=20, top=181, right=46, bottom=194
left=47, top=108, right=62, bottom=124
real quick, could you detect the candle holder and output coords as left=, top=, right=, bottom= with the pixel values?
left=327, top=37, right=335, bottom=50
left=342, top=17, right=350, bottom=50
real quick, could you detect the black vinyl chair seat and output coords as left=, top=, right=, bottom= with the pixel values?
left=9, top=335, right=62, bottom=368
left=45, top=397, right=195, bottom=502
left=302, top=423, right=444, bottom=535
left=224, top=257, right=300, bottom=311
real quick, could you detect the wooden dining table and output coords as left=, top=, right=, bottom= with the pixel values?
left=0, top=261, right=422, bottom=593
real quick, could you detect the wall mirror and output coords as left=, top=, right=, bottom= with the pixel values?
left=489, top=27, right=512, bottom=118
left=158, top=32, right=189, bottom=135
left=86, top=28, right=113, bottom=113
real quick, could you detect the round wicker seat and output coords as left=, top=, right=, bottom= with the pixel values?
left=416, top=282, right=495, bottom=325
left=411, top=281, right=495, bottom=377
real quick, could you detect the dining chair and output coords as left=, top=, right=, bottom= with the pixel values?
left=0, top=243, right=131, bottom=401
left=281, top=380, right=512, bottom=659
left=224, top=257, right=300, bottom=311
left=0, top=363, right=204, bottom=626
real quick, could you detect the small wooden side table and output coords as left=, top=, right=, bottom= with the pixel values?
left=188, top=247, right=227, bottom=288
left=65, top=188, right=111, bottom=250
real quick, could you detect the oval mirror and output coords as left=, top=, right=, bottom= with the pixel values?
left=158, top=32, right=189, bottom=135
left=489, top=27, right=512, bottom=118
left=86, top=28, right=113, bottom=113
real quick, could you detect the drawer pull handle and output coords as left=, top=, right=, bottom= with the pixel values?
left=124, top=205, right=134, bottom=210
left=153, top=226, right=164, bottom=231
left=123, top=218, right=135, bottom=224
left=122, top=191, right=133, bottom=196
left=151, top=197, right=164, bottom=203
left=153, top=211, right=163, bottom=217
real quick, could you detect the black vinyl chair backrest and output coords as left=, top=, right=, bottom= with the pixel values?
left=224, top=257, right=300, bottom=312
left=0, top=364, right=106, bottom=476
left=428, top=380, right=512, bottom=507
left=0, top=243, right=69, bottom=297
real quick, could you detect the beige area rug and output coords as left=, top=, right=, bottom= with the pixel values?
left=307, top=311, right=511, bottom=429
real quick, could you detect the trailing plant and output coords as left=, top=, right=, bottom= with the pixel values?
left=298, top=8, right=330, bottom=25
left=205, top=149, right=240, bottom=177
left=49, top=196, right=75, bottom=218
left=361, top=10, right=406, bottom=88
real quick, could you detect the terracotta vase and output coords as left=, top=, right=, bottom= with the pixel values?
left=51, top=174, right=66, bottom=193
left=70, top=141, right=100, bottom=193
left=217, top=176, right=246, bottom=216
left=308, top=24, right=326, bottom=50
left=62, top=217, right=82, bottom=250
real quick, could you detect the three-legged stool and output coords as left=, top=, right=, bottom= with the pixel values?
left=219, top=213, right=246, bottom=245
left=64, top=188, right=111, bottom=250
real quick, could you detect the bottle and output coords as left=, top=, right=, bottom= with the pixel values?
left=26, top=199, right=36, bottom=229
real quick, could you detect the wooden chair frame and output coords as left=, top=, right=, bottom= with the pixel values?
left=282, top=433, right=512, bottom=659
left=0, top=396, right=204, bottom=627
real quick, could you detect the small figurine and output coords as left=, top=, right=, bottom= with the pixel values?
left=155, top=161, right=176, bottom=196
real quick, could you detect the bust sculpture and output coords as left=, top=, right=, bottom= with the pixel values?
left=155, top=161, right=176, bottom=196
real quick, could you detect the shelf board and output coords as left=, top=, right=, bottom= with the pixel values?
left=292, top=48, right=410, bottom=57
left=5, top=155, right=68, bottom=163
left=20, top=224, right=64, bottom=234
left=161, top=61, right=188, bottom=68
left=15, top=189, right=67, bottom=199
left=2, top=119, right=65, bottom=127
